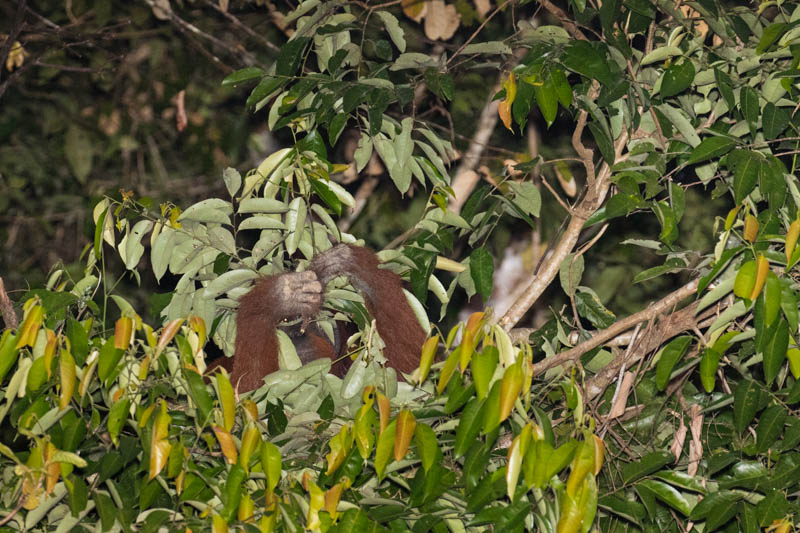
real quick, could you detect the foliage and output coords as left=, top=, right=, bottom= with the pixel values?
left=5, top=0, right=800, bottom=532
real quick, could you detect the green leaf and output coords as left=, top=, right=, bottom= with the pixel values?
left=756, top=489, right=789, bottom=527
left=472, top=346, right=498, bottom=401
left=636, top=479, right=691, bottom=516
left=67, top=474, right=88, bottom=517
left=559, top=253, right=584, bottom=297
left=0, top=331, right=20, bottom=386
left=512, top=80, right=534, bottom=130
left=245, top=76, right=285, bottom=108
left=740, top=86, right=760, bottom=129
left=698, top=246, right=742, bottom=293
left=221, top=67, right=265, bottom=86
left=414, top=423, right=439, bottom=473
left=375, top=11, right=405, bottom=53
left=276, top=37, right=310, bottom=77
left=535, top=81, right=559, bottom=127
left=762, top=318, right=789, bottom=386
left=221, top=464, right=246, bottom=522
left=757, top=23, right=789, bottom=54
left=94, top=492, right=118, bottom=531
left=762, top=273, right=782, bottom=327
left=687, top=137, right=736, bottom=165
left=729, top=150, right=761, bottom=204
left=598, top=495, right=645, bottom=525
left=755, top=405, right=786, bottom=454
left=660, top=60, right=695, bottom=98
left=655, top=336, right=692, bottom=391
left=551, top=68, right=573, bottom=107
left=562, top=41, right=613, bottom=86
left=107, top=398, right=131, bottom=447
left=654, top=201, right=677, bottom=245
left=470, top=247, right=494, bottom=301
left=588, top=121, right=615, bottom=164
left=374, top=420, right=396, bottom=479
left=690, top=490, right=741, bottom=529
left=700, top=348, right=723, bottom=393
left=97, top=337, right=123, bottom=384
left=715, top=68, right=736, bottom=110
left=734, top=380, right=762, bottom=434
left=633, top=256, right=686, bottom=284
left=328, top=113, right=349, bottom=146
left=185, top=370, right=214, bottom=426
left=94, top=206, right=107, bottom=261
left=454, top=397, right=485, bottom=458
left=508, top=181, right=542, bottom=217
left=762, top=102, right=790, bottom=140
left=622, top=451, right=673, bottom=484
left=576, top=287, right=616, bottom=328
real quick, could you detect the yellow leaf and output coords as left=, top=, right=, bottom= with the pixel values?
left=377, top=392, right=391, bottom=435
left=304, top=473, right=325, bottom=532
left=786, top=219, right=800, bottom=263
left=787, top=348, right=800, bottom=379
left=498, top=100, right=512, bottom=131
left=565, top=439, right=594, bottom=497
left=361, top=385, right=376, bottom=406
left=325, top=424, right=352, bottom=475
left=437, top=347, right=460, bottom=394
left=16, top=303, right=44, bottom=349
left=261, top=441, right=282, bottom=493
left=402, top=0, right=427, bottom=22
left=592, top=434, right=604, bottom=475
left=725, top=204, right=741, bottom=231
left=324, top=482, right=344, bottom=521
left=394, top=410, right=416, bottom=462
left=557, top=477, right=588, bottom=533
left=44, top=442, right=60, bottom=495
left=238, top=493, right=255, bottom=522
left=749, top=253, right=769, bottom=300
left=239, top=425, right=261, bottom=474
left=213, top=425, right=238, bottom=464
left=743, top=213, right=758, bottom=243
left=44, top=329, right=57, bottom=378
left=499, top=360, right=524, bottom=423
left=460, top=312, right=485, bottom=372
left=506, top=424, right=532, bottom=500
left=59, top=349, right=76, bottom=410
left=5, top=41, right=25, bottom=71
left=354, top=405, right=377, bottom=459
left=156, top=318, right=184, bottom=357
left=189, top=316, right=207, bottom=347
left=149, top=439, right=171, bottom=481
left=417, top=335, right=439, bottom=384
left=503, top=72, right=517, bottom=105
left=241, top=399, right=259, bottom=422
left=114, top=316, right=134, bottom=350
left=211, top=513, right=228, bottom=533
left=217, top=374, right=236, bottom=432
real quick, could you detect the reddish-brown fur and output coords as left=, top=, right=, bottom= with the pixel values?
left=220, top=244, right=427, bottom=391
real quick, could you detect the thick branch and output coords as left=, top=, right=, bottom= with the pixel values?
left=499, top=129, right=628, bottom=330
left=0, top=277, right=18, bottom=330
left=531, top=278, right=700, bottom=378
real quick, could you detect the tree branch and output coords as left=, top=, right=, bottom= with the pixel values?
left=499, top=128, right=629, bottom=330
left=0, top=277, right=18, bottom=330
left=531, top=278, right=699, bottom=378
